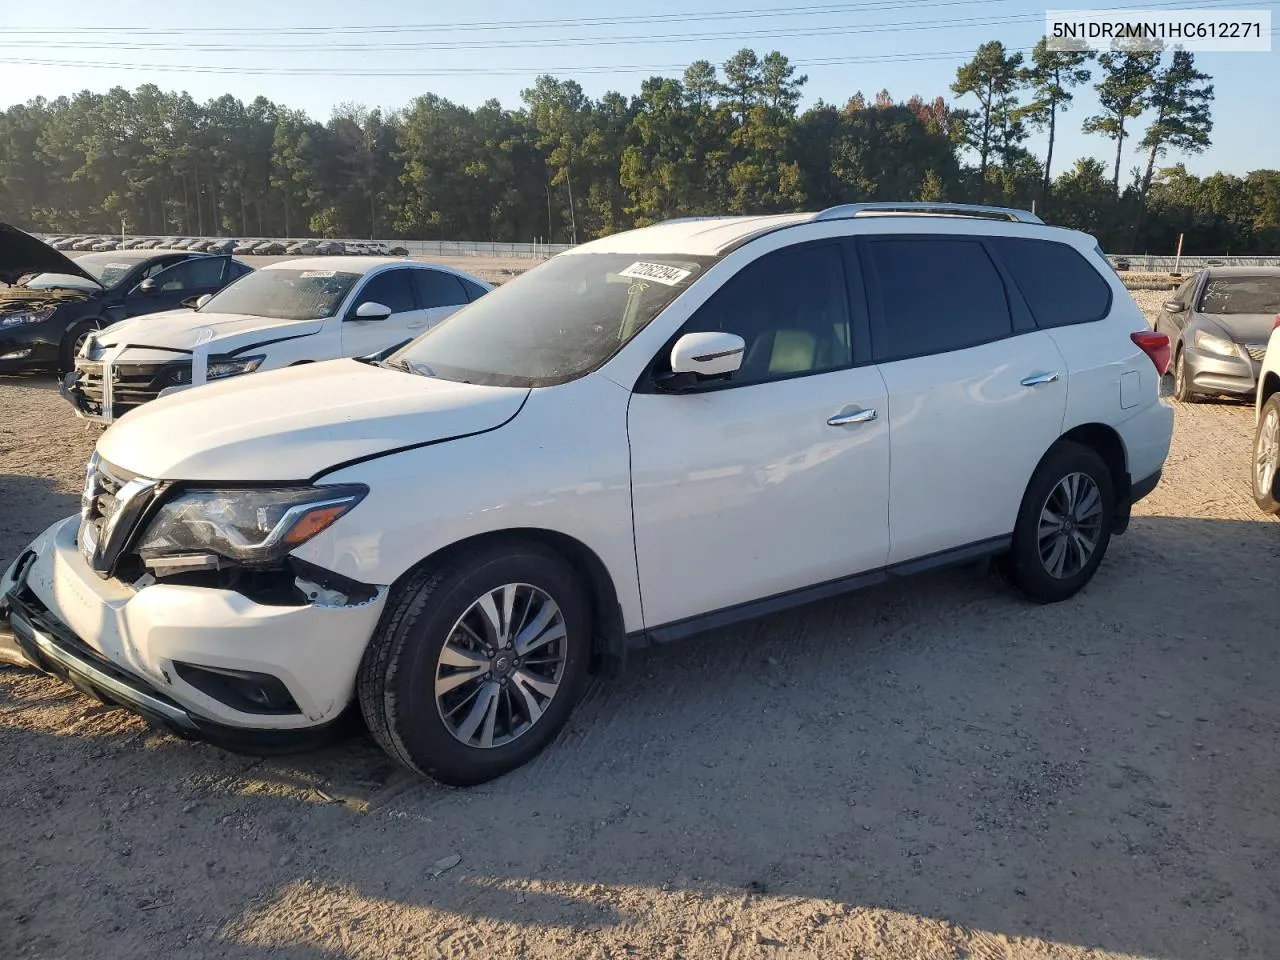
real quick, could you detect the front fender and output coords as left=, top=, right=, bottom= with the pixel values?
left=291, top=374, right=644, bottom=632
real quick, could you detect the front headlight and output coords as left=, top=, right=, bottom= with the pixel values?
left=0, top=307, right=56, bottom=327
left=1194, top=329, right=1239, bottom=358
left=135, top=484, right=367, bottom=566
left=207, top=354, right=265, bottom=380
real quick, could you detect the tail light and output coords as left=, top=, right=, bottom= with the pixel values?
left=1131, top=331, right=1171, bottom=376
left=1273, top=315, right=1280, bottom=330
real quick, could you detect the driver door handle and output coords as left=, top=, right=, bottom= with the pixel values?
left=827, top=407, right=877, bottom=427
left=1020, top=372, right=1060, bottom=386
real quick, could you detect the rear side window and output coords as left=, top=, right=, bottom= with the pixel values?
left=458, top=277, right=490, bottom=302
left=411, top=269, right=468, bottom=308
left=866, top=237, right=1012, bottom=361
left=990, top=237, right=1112, bottom=328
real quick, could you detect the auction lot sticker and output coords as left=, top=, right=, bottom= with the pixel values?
left=618, top=262, right=694, bottom=286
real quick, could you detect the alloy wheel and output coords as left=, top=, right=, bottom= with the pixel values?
left=1257, top=407, right=1279, bottom=500
left=1037, top=472, right=1105, bottom=580
left=72, top=328, right=95, bottom=358
left=434, top=583, right=568, bottom=749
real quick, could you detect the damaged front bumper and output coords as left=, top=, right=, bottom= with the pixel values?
left=59, top=332, right=229, bottom=424
left=1, top=516, right=388, bottom=745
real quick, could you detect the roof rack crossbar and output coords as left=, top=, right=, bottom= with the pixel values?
left=812, top=202, right=1043, bottom=224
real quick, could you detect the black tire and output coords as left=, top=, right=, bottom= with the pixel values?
left=1004, top=441, right=1116, bottom=604
left=357, top=541, right=591, bottom=785
left=58, top=320, right=100, bottom=375
left=1252, top=394, right=1280, bottom=514
left=1172, top=346, right=1199, bottom=403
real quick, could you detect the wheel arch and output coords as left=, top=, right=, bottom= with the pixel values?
left=1260, top=371, right=1280, bottom=409
left=1046, top=422, right=1131, bottom=532
left=386, top=527, right=627, bottom=676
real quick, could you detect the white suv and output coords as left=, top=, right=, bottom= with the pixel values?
left=1253, top=318, right=1280, bottom=513
left=1, top=203, right=1174, bottom=785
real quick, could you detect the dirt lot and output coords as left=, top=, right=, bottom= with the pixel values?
left=1, top=292, right=1278, bottom=960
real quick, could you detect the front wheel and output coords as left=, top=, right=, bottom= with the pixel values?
left=1253, top=395, right=1280, bottom=514
left=58, top=321, right=100, bottom=375
left=1172, top=348, right=1199, bottom=403
left=357, top=541, right=591, bottom=785
left=1004, top=441, right=1116, bottom=604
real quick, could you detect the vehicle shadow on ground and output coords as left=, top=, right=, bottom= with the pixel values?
left=3, top=514, right=1278, bottom=959
left=0, top=474, right=80, bottom=566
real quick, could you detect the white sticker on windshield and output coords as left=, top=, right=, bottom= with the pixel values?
left=300, top=270, right=336, bottom=278
left=617, top=261, right=693, bottom=286
left=106, top=262, right=131, bottom=271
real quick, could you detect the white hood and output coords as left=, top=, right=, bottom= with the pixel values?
left=98, top=309, right=325, bottom=354
left=95, top=359, right=529, bottom=481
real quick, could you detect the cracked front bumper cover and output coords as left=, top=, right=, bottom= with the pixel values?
left=2, top=517, right=388, bottom=753
left=3, top=556, right=350, bottom=754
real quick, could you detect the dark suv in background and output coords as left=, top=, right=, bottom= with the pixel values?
left=0, top=224, right=252, bottom=373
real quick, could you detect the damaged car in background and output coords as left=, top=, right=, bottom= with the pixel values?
left=0, top=223, right=251, bottom=374
left=59, top=256, right=493, bottom=423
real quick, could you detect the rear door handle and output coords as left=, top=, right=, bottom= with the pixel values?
left=827, top=407, right=877, bottom=427
left=1020, top=372, right=1060, bottom=386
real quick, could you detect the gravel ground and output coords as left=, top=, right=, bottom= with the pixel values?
left=1, top=291, right=1278, bottom=960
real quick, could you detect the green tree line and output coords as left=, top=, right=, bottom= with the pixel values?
left=1, top=43, right=1276, bottom=253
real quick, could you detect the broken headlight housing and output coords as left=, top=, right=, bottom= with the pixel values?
left=135, top=484, right=367, bottom=569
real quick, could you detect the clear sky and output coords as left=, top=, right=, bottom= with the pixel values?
left=2, top=0, right=1277, bottom=179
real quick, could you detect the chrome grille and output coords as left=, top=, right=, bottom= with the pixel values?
left=1245, top=344, right=1267, bottom=363
left=77, top=455, right=157, bottom=577
left=73, top=358, right=190, bottom=417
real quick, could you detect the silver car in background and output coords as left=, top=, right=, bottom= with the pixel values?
left=1154, top=266, right=1280, bottom=402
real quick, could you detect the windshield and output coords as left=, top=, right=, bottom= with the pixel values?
left=20, top=252, right=143, bottom=290
left=197, top=268, right=361, bottom=321
left=1199, top=277, right=1280, bottom=315
left=390, top=253, right=718, bottom=387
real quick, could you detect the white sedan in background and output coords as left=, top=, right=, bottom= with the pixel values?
left=60, top=256, right=493, bottom=423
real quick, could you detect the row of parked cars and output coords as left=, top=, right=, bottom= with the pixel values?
left=0, top=224, right=489, bottom=390
left=43, top=235, right=410, bottom=257
left=2, top=202, right=1271, bottom=790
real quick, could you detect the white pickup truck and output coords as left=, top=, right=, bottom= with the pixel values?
left=60, top=255, right=493, bottom=423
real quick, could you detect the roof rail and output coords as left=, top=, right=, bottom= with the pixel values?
left=812, top=202, right=1043, bottom=224
left=652, top=216, right=725, bottom=226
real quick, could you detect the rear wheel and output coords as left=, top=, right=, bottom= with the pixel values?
left=1253, top=395, right=1280, bottom=514
left=1004, top=441, right=1116, bottom=604
left=357, top=541, right=591, bottom=785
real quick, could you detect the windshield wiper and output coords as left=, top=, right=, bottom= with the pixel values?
left=377, top=357, right=440, bottom=378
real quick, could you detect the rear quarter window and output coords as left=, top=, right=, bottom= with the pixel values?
left=990, top=237, right=1113, bottom=328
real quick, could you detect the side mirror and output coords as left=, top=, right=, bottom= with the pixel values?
left=195, top=294, right=212, bottom=309
left=139, top=278, right=158, bottom=294
left=658, top=331, right=745, bottom=390
left=1163, top=300, right=1186, bottom=313
left=353, top=301, right=392, bottom=321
